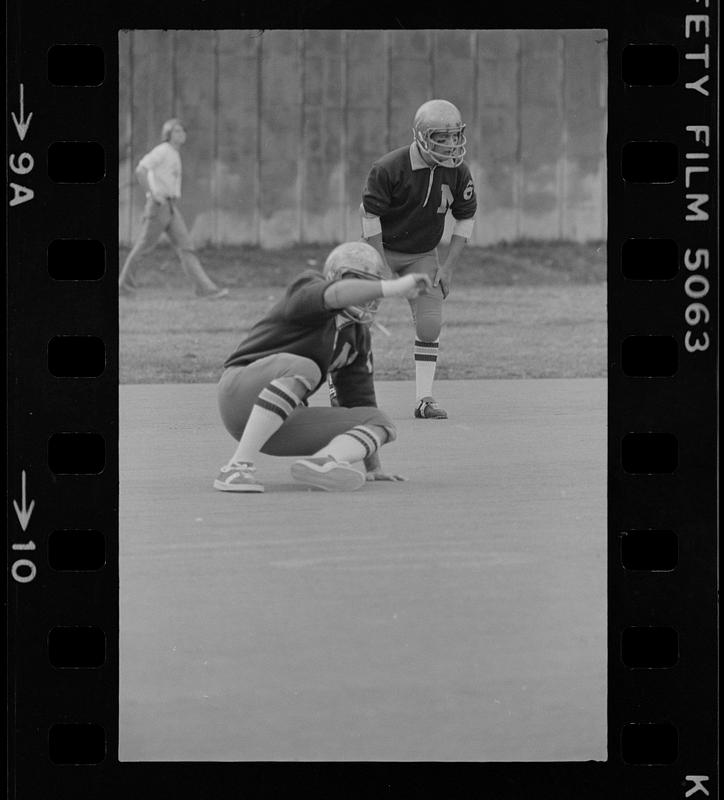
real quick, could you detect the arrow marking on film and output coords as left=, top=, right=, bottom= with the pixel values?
left=13, top=470, right=35, bottom=532
left=11, top=84, right=33, bottom=141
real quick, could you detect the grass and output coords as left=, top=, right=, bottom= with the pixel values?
left=119, top=241, right=606, bottom=384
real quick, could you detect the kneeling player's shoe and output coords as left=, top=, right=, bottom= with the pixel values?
left=213, top=461, right=264, bottom=493
left=290, top=455, right=366, bottom=492
left=414, top=396, right=448, bottom=420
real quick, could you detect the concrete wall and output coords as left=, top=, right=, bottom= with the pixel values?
left=119, top=29, right=607, bottom=248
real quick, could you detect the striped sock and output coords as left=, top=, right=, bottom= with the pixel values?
left=414, top=338, right=439, bottom=400
left=230, top=378, right=305, bottom=465
left=314, top=424, right=384, bottom=463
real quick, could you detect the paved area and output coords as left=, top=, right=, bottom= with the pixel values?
left=119, top=378, right=606, bottom=761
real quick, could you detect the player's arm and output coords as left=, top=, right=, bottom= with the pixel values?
left=284, top=272, right=430, bottom=327
left=323, top=273, right=431, bottom=310
left=434, top=171, right=477, bottom=298
left=359, top=206, right=391, bottom=276
left=433, top=231, right=471, bottom=299
left=360, top=164, right=394, bottom=274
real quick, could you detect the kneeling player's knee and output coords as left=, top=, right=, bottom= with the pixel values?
left=261, top=357, right=320, bottom=403
left=280, top=357, right=321, bottom=394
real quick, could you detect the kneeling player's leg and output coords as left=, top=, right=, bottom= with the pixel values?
left=263, top=405, right=395, bottom=458
left=264, top=406, right=396, bottom=491
left=215, top=354, right=321, bottom=491
left=310, top=415, right=394, bottom=465
left=225, top=354, right=320, bottom=461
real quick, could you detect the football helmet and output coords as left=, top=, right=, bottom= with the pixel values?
left=412, top=99, right=466, bottom=167
left=323, top=241, right=384, bottom=325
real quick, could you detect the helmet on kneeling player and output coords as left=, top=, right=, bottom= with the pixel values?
left=323, top=241, right=385, bottom=325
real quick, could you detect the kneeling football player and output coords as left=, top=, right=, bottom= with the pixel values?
left=214, top=241, right=431, bottom=493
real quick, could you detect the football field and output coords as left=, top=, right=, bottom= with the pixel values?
left=119, top=377, right=606, bottom=762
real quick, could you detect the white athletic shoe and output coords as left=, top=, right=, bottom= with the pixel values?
left=290, top=455, right=366, bottom=492
left=213, top=461, right=264, bottom=493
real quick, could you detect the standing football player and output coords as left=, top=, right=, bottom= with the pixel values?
left=360, top=99, right=477, bottom=419
left=119, top=118, right=228, bottom=299
left=214, top=241, right=432, bottom=493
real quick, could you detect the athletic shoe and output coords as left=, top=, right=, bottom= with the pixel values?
left=414, top=396, right=448, bottom=419
left=198, top=287, right=229, bottom=300
left=290, top=455, right=366, bottom=492
left=213, top=461, right=264, bottom=492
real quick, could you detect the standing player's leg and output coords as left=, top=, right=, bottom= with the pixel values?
left=118, top=197, right=171, bottom=294
left=411, top=285, right=447, bottom=419
left=389, top=250, right=447, bottom=419
left=166, top=204, right=227, bottom=298
left=215, top=353, right=321, bottom=492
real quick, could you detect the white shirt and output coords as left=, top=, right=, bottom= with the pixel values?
left=138, top=142, right=182, bottom=199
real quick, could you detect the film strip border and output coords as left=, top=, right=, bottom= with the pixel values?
left=7, top=30, right=118, bottom=792
left=5, top=3, right=717, bottom=798
left=610, top=5, right=717, bottom=793
left=609, top=10, right=718, bottom=797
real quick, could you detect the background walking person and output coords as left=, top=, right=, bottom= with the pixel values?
left=119, top=118, right=228, bottom=299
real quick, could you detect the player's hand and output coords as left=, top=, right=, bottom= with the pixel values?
left=408, top=273, right=433, bottom=296
left=433, top=266, right=452, bottom=298
left=381, top=273, right=432, bottom=299
left=365, top=469, right=407, bottom=482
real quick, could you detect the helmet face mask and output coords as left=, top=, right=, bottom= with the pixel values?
left=323, top=242, right=384, bottom=325
left=338, top=285, right=380, bottom=325
left=413, top=99, right=467, bottom=168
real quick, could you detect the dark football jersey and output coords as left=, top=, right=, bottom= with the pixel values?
left=224, top=270, right=376, bottom=407
left=362, top=144, right=477, bottom=254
